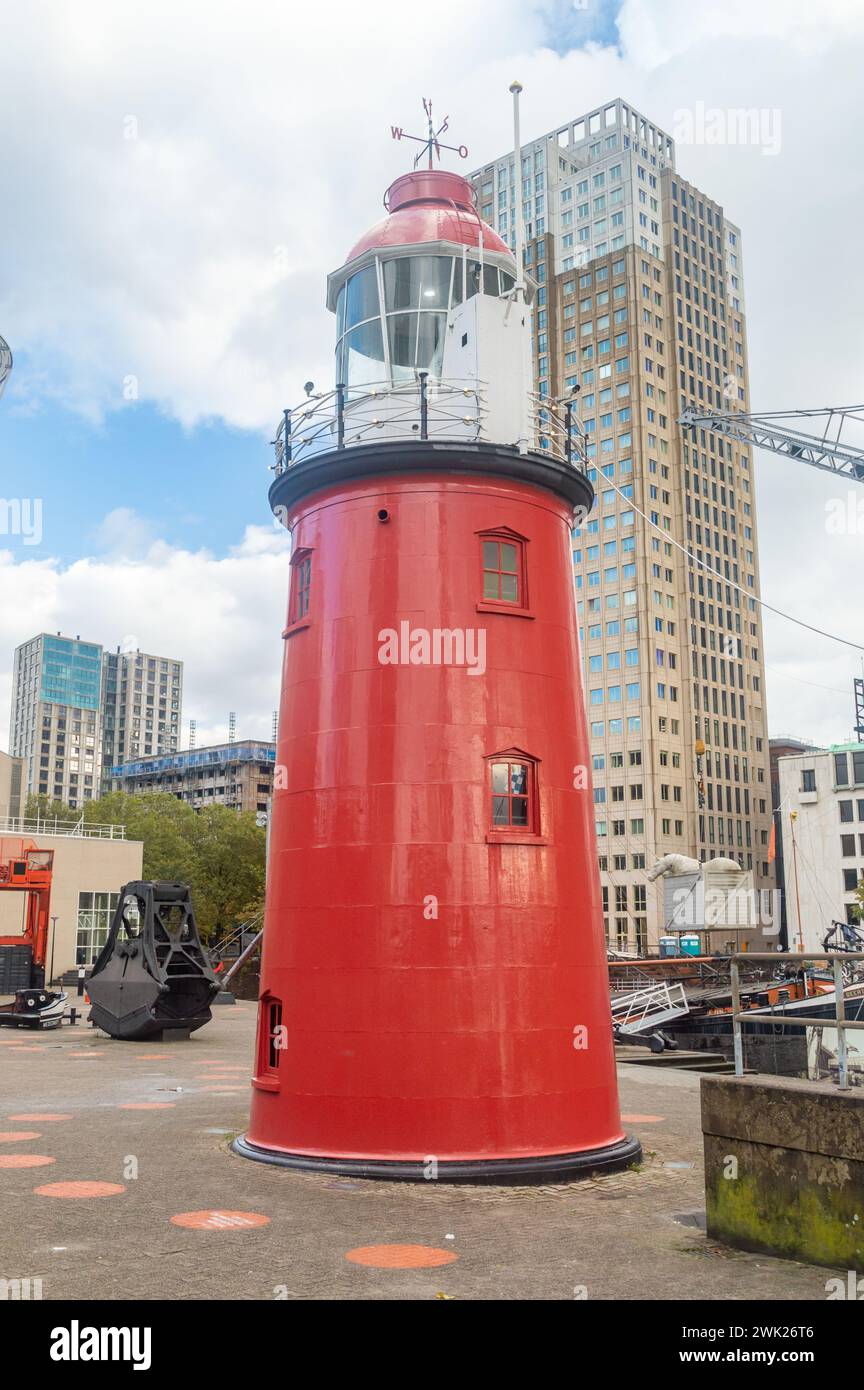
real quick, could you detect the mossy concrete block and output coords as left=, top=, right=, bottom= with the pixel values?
left=701, top=1074, right=864, bottom=1271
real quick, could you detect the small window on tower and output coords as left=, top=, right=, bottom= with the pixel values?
left=483, top=538, right=520, bottom=603
left=485, top=748, right=543, bottom=843
left=476, top=529, right=531, bottom=617
left=285, top=548, right=313, bottom=635
left=491, top=759, right=532, bottom=828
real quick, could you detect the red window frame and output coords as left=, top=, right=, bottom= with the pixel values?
left=253, top=993, right=283, bottom=1092
left=476, top=528, right=533, bottom=619
left=485, top=748, right=545, bottom=844
left=284, top=546, right=313, bottom=637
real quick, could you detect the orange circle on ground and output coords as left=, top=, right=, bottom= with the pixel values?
left=0, top=1154, right=55, bottom=1168
left=8, top=1113, right=72, bottom=1122
left=118, top=1102, right=176, bottom=1110
left=0, top=1131, right=41, bottom=1142
left=34, top=1181, right=126, bottom=1198
left=621, top=1113, right=666, bottom=1123
left=345, top=1244, right=458, bottom=1269
left=68, top=1052, right=101, bottom=1058
left=170, top=1209, right=270, bottom=1231
left=136, top=1054, right=170, bottom=1060
left=200, top=1086, right=244, bottom=1094
left=5, top=1045, right=44, bottom=1052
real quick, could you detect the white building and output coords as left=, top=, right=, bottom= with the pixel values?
left=777, top=742, right=864, bottom=953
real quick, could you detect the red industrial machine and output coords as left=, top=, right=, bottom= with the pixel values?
left=234, top=150, right=639, bottom=1180
left=0, top=839, right=65, bottom=1028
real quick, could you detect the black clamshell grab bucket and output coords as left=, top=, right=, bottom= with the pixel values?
left=87, top=882, right=220, bottom=1040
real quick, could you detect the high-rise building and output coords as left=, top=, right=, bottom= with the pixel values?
left=472, top=98, right=773, bottom=951
left=100, top=647, right=183, bottom=784
left=10, top=633, right=104, bottom=807
left=9, top=634, right=183, bottom=806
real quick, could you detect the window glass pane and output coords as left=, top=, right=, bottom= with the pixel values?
left=335, top=285, right=346, bottom=339
left=450, top=259, right=463, bottom=307
left=511, top=797, right=528, bottom=825
left=466, top=261, right=482, bottom=297
left=500, top=544, right=518, bottom=572
left=483, top=572, right=500, bottom=599
left=415, top=313, right=446, bottom=377
left=387, top=313, right=416, bottom=379
left=501, top=573, right=518, bottom=602
left=483, top=264, right=499, bottom=296
left=345, top=266, right=379, bottom=328
left=482, top=541, right=499, bottom=569
left=491, top=763, right=509, bottom=793
left=383, top=256, right=451, bottom=310
left=510, top=765, right=527, bottom=795
left=500, top=271, right=516, bottom=295
left=492, top=795, right=509, bottom=824
left=343, top=320, right=386, bottom=386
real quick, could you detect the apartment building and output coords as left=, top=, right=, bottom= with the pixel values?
left=777, top=743, right=864, bottom=953
left=9, top=633, right=104, bottom=808
left=101, top=646, right=183, bottom=783
left=472, top=98, right=773, bottom=950
left=9, top=634, right=183, bottom=807
left=109, top=740, right=274, bottom=815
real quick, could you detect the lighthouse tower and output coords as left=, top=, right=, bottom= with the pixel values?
left=234, top=147, right=640, bottom=1180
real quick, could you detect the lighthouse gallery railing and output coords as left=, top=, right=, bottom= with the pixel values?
left=271, top=377, right=587, bottom=475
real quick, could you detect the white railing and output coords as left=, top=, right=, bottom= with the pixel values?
left=272, top=378, right=587, bottom=473
left=611, top=981, right=690, bottom=1036
left=0, top=815, right=127, bottom=841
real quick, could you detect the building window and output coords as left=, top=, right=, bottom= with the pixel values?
left=482, top=536, right=522, bottom=604
left=801, top=769, right=816, bottom=792
left=843, top=869, right=859, bottom=893
left=477, top=528, right=531, bottom=616
left=486, top=748, right=541, bottom=841
left=289, top=549, right=312, bottom=625
left=835, top=752, right=849, bottom=787
left=76, top=891, right=120, bottom=965
left=491, top=758, right=533, bottom=829
left=257, top=995, right=283, bottom=1081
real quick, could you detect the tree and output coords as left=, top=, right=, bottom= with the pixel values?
left=25, top=789, right=265, bottom=940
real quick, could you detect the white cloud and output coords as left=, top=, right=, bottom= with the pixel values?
left=0, top=522, right=290, bottom=748
left=1, top=0, right=863, bottom=746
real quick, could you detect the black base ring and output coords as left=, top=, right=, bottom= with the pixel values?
left=231, top=1132, right=642, bottom=1184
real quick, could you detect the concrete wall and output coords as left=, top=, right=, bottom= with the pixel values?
left=702, top=1073, right=864, bottom=1271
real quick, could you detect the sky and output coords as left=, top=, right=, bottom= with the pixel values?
left=0, top=0, right=862, bottom=749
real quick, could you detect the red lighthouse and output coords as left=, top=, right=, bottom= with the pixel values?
left=234, top=140, right=639, bottom=1180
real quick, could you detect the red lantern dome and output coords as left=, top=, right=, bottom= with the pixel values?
left=345, top=170, right=511, bottom=265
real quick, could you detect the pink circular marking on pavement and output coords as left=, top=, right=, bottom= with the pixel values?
left=346, top=1243, right=458, bottom=1269
left=0, top=1154, right=56, bottom=1169
left=118, top=1102, right=177, bottom=1110
left=621, top=1113, right=666, bottom=1123
left=170, top=1209, right=270, bottom=1231
left=0, top=1131, right=42, bottom=1142
left=8, top=1113, right=72, bottom=1122
left=34, top=1181, right=126, bottom=1198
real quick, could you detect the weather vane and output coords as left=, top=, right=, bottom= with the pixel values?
left=391, top=98, right=468, bottom=170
